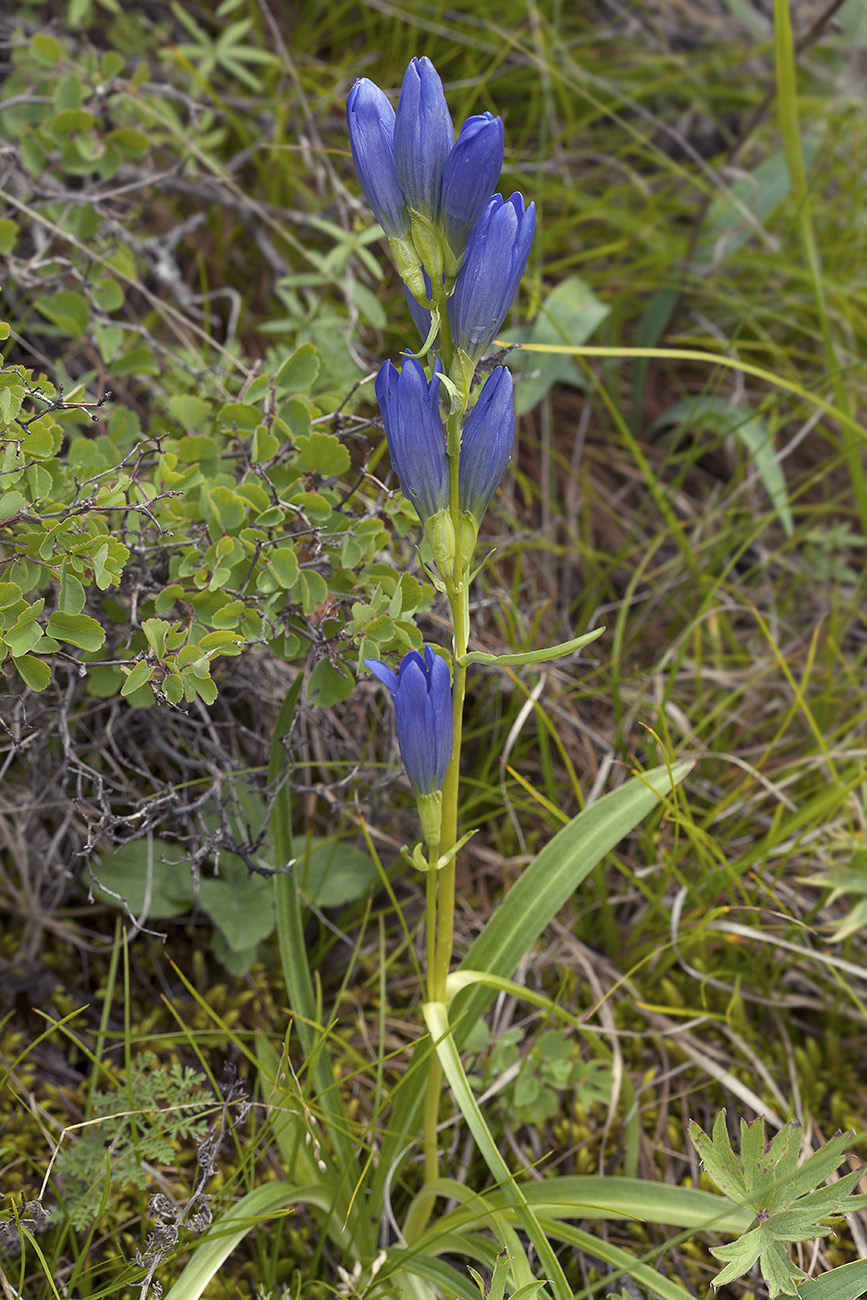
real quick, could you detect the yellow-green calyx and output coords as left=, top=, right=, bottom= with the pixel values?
left=425, top=508, right=456, bottom=577
left=417, top=790, right=443, bottom=852
left=456, top=512, right=478, bottom=571
left=448, top=348, right=476, bottom=413
left=408, top=209, right=445, bottom=291
left=389, top=234, right=427, bottom=304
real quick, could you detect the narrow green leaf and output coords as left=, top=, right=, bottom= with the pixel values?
left=268, top=676, right=372, bottom=1255
left=375, top=763, right=692, bottom=1214
left=461, top=626, right=604, bottom=668
left=453, top=763, right=692, bottom=1037
left=652, top=395, right=793, bottom=537
left=161, top=1183, right=305, bottom=1300
left=424, top=1002, right=570, bottom=1300
left=800, top=1261, right=867, bottom=1300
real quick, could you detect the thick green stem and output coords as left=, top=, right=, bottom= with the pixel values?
left=403, top=851, right=445, bottom=1245
left=430, top=280, right=454, bottom=373
left=412, top=291, right=472, bottom=1238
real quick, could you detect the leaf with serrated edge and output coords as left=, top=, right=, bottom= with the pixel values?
left=782, top=1132, right=859, bottom=1205
left=690, top=1113, right=748, bottom=1202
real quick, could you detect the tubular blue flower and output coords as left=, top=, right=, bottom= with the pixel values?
left=449, top=193, right=536, bottom=362
left=459, top=367, right=514, bottom=523
left=375, top=357, right=448, bottom=522
left=365, top=646, right=453, bottom=797
left=393, top=57, right=454, bottom=224
left=346, top=78, right=407, bottom=240
left=441, top=113, right=504, bottom=266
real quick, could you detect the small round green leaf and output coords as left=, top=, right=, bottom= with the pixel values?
left=13, top=654, right=51, bottom=691
left=121, top=659, right=155, bottom=696
left=47, top=610, right=106, bottom=651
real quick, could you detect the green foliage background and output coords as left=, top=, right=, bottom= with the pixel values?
left=2, top=1, right=867, bottom=1298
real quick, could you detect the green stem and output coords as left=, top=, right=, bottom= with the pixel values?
left=434, top=588, right=467, bottom=1001
left=430, top=280, right=454, bottom=373
left=411, top=286, right=470, bottom=1239
left=425, top=853, right=438, bottom=1002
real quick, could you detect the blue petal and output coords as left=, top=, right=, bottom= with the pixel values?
left=459, top=367, right=514, bottom=521
left=394, top=57, right=454, bottom=222
left=375, top=358, right=448, bottom=522
left=367, top=646, right=453, bottom=796
left=441, top=113, right=504, bottom=257
left=365, top=657, right=398, bottom=692
left=449, top=193, right=536, bottom=361
left=346, top=79, right=407, bottom=239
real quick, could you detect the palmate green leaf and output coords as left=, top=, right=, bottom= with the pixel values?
left=711, top=1226, right=805, bottom=1296
left=688, top=1112, right=749, bottom=1202
left=774, top=1168, right=867, bottom=1232
left=692, top=1114, right=867, bottom=1295
left=782, top=1131, right=866, bottom=1206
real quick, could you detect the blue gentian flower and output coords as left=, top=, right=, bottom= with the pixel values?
left=441, top=112, right=504, bottom=264
left=459, top=367, right=514, bottom=522
left=375, top=357, right=448, bottom=522
left=393, top=57, right=454, bottom=225
left=365, top=646, right=453, bottom=796
left=449, top=193, right=536, bottom=361
left=346, top=79, right=407, bottom=240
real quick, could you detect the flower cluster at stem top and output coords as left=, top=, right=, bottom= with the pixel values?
left=351, top=58, right=534, bottom=804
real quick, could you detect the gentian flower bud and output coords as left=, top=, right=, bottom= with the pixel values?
left=365, top=645, right=453, bottom=797
left=375, top=357, right=448, bottom=523
left=441, top=113, right=504, bottom=273
left=450, top=193, right=536, bottom=362
left=394, top=57, right=454, bottom=225
left=459, top=366, right=514, bottom=523
left=346, top=79, right=407, bottom=240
